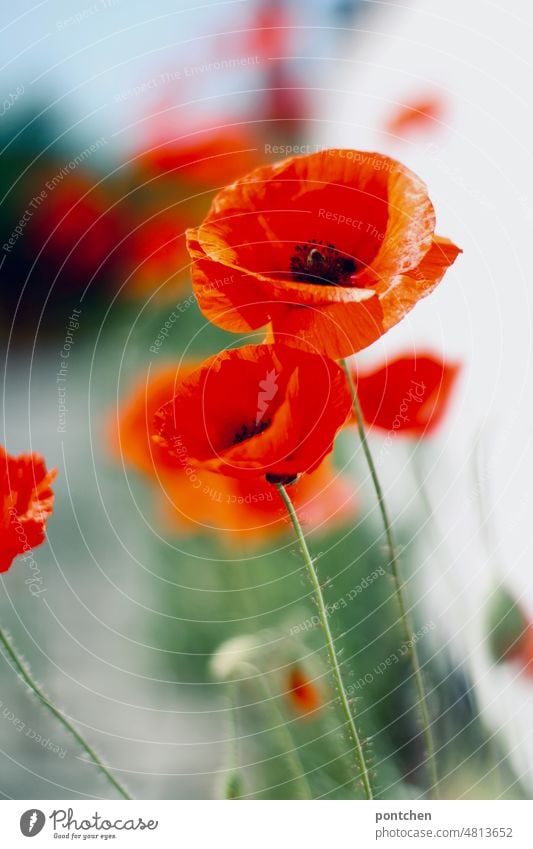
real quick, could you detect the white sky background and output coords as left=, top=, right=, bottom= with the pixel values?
left=316, top=0, right=533, bottom=790
left=2, top=0, right=256, bottom=143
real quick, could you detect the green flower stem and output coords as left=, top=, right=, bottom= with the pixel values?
left=276, top=483, right=374, bottom=800
left=0, top=626, right=131, bottom=800
left=240, top=660, right=313, bottom=800
left=341, top=359, right=439, bottom=798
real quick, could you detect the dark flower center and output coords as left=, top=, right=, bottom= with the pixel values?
left=290, top=239, right=357, bottom=286
left=233, top=419, right=271, bottom=445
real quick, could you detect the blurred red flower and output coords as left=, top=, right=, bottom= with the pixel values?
left=187, top=149, right=461, bottom=359
left=159, top=457, right=357, bottom=545
left=108, top=361, right=198, bottom=478
left=121, top=213, right=190, bottom=300
left=286, top=665, right=321, bottom=715
left=136, top=124, right=264, bottom=189
left=110, top=361, right=356, bottom=544
left=354, top=353, right=461, bottom=437
left=0, top=447, right=57, bottom=572
left=241, top=0, right=292, bottom=59
left=153, top=344, right=351, bottom=482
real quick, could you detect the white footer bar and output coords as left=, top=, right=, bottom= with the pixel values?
left=2, top=799, right=531, bottom=848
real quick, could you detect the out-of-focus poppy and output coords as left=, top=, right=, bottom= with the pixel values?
left=136, top=124, right=264, bottom=189
left=241, top=0, right=292, bottom=60
left=186, top=149, right=461, bottom=359
left=0, top=447, right=57, bottom=572
left=0, top=165, right=126, bottom=339
left=153, top=344, right=351, bottom=482
left=123, top=124, right=264, bottom=300
left=385, top=94, right=447, bottom=139
left=121, top=213, right=190, bottom=300
left=29, top=172, right=124, bottom=288
left=110, top=364, right=357, bottom=545
left=286, top=665, right=322, bottom=715
left=353, top=353, right=461, bottom=437
left=159, top=456, right=357, bottom=545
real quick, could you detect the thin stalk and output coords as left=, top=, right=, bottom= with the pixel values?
left=221, top=687, right=243, bottom=799
left=276, top=483, right=374, bottom=799
left=0, top=626, right=131, bottom=800
left=341, top=359, right=439, bottom=798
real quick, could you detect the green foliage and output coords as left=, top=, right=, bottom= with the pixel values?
left=486, top=585, right=527, bottom=663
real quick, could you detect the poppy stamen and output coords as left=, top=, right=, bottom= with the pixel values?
left=290, top=239, right=357, bottom=286
left=233, top=419, right=271, bottom=445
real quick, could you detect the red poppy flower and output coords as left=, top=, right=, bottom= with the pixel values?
left=487, top=586, right=533, bottom=677
left=30, top=173, right=123, bottom=286
left=286, top=665, right=321, bottom=715
left=239, top=0, right=292, bottom=60
left=153, top=344, right=351, bottom=482
left=0, top=448, right=57, bottom=572
left=108, top=362, right=198, bottom=477
left=354, top=352, right=461, bottom=437
left=385, top=94, right=447, bottom=138
left=110, top=364, right=356, bottom=545
left=186, top=149, right=461, bottom=359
